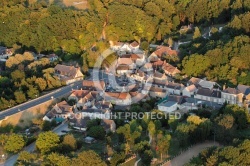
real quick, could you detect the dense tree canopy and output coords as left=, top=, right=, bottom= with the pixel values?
left=36, top=131, right=60, bottom=154
left=188, top=139, right=250, bottom=166
left=4, top=134, right=25, bottom=153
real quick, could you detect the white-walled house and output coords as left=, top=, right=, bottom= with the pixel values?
left=221, top=88, right=244, bottom=105
left=158, top=101, right=178, bottom=112
left=43, top=101, right=74, bottom=121
left=104, top=92, right=132, bottom=105
left=68, top=89, right=90, bottom=102
left=54, top=64, right=84, bottom=84
left=182, top=85, right=197, bottom=97
left=116, top=65, right=132, bottom=75
left=166, top=82, right=184, bottom=95
left=194, top=88, right=223, bottom=104
left=129, top=41, right=140, bottom=53
left=144, top=86, right=168, bottom=98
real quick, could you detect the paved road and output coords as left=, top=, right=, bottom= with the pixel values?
left=1, top=122, right=70, bottom=166
left=0, top=81, right=83, bottom=121
left=163, top=141, right=220, bottom=166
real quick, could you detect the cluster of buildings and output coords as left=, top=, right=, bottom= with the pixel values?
left=43, top=80, right=117, bottom=132
left=109, top=41, right=250, bottom=112
left=42, top=41, right=250, bottom=132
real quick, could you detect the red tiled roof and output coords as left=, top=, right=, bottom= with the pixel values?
left=117, top=58, right=133, bottom=65
left=153, top=46, right=178, bottom=57
left=130, top=41, right=139, bottom=47
left=105, top=92, right=130, bottom=100
left=71, top=90, right=90, bottom=99
left=163, top=63, right=180, bottom=75
left=82, top=80, right=105, bottom=91
left=54, top=64, right=80, bottom=79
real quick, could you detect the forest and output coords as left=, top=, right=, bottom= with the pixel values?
left=0, top=0, right=250, bottom=110
left=0, top=0, right=249, bottom=53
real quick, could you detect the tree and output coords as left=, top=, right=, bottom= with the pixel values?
left=23, top=52, right=34, bottom=62
left=135, top=141, right=150, bottom=155
left=193, top=27, right=201, bottom=39
left=4, top=134, right=25, bottom=153
left=88, top=126, right=106, bottom=140
left=110, top=152, right=125, bottom=166
left=214, top=114, right=235, bottom=144
left=6, top=56, right=19, bottom=68
left=41, top=120, right=52, bottom=131
left=167, top=37, right=173, bottom=47
left=11, top=70, right=25, bottom=81
left=117, top=122, right=142, bottom=153
left=27, top=86, right=39, bottom=99
left=182, top=54, right=211, bottom=77
left=32, top=118, right=43, bottom=126
left=35, top=78, right=47, bottom=91
left=223, top=105, right=249, bottom=129
left=63, top=134, right=77, bottom=150
left=154, top=120, right=162, bottom=131
left=0, top=134, right=8, bottom=146
left=72, top=150, right=106, bottom=166
left=36, top=131, right=60, bottom=154
left=13, top=90, right=26, bottom=104
left=141, top=150, right=153, bottom=166
left=46, top=152, right=71, bottom=166
left=157, top=134, right=171, bottom=161
left=187, top=115, right=207, bottom=125
left=140, top=41, right=149, bottom=51
left=17, top=151, right=36, bottom=165
left=86, top=119, right=100, bottom=129
left=148, top=121, right=156, bottom=137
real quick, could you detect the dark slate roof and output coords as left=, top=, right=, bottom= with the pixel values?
left=69, top=116, right=90, bottom=128
left=168, top=95, right=186, bottom=104
left=196, top=88, right=212, bottom=96
left=237, top=84, right=250, bottom=95
left=166, top=82, right=183, bottom=90
left=245, top=88, right=250, bottom=96
left=222, top=88, right=241, bottom=95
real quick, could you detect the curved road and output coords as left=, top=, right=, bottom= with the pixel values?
left=0, top=81, right=83, bottom=121
left=164, top=141, right=220, bottom=166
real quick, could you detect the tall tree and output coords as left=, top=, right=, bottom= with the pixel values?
left=157, top=134, right=171, bottom=161
left=36, top=131, right=60, bottom=154
left=63, top=134, right=77, bottom=150
left=4, top=134, right=25, bottom=153
left=193, top=27, right=201, bottom=39
left=72, top=150, right=106, bottom=166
